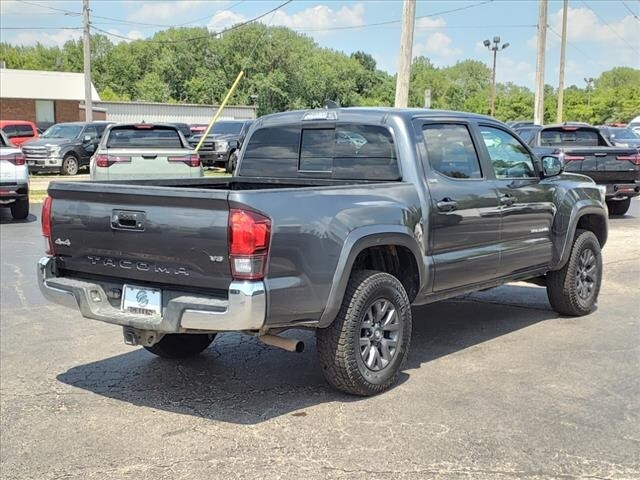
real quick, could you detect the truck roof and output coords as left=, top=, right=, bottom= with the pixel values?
left=254, top=107, right=500, bottom=128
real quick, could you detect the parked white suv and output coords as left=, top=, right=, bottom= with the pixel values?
left=90, top=123, right=203, bottom=180
left=0, top=130, right=29, bottom=219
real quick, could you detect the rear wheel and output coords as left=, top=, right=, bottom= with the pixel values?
left=546, top=229, right=602, bottom=316
left=144, top=333, right=215, bottom=359
left=225, top=151, right=238, bottom=173
left=61, top=154, right=79, bottom=176
left=317, top=270, right=412, bottom=396
left=10, top=199, right=29, bottom=219
left=606, top=198, right=631, bottom=216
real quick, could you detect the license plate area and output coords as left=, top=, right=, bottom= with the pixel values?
left=121, top=284, right=162, bottom=316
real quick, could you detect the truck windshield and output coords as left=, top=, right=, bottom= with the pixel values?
left=41, top=124, right=82, bottom=139
left=211, top=122, right=243, bottom=135
left=539, top=128, right=607, bottom=147
left=106, top=126, right=183, bottom=148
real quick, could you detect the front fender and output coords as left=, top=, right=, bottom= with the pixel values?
left=317, top=225, right=425, bottom=328
left=552, top=200, right=608, bottom=270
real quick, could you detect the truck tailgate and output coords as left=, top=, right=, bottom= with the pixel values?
left=563, top=147, right=640, bottom=182
left=48, top=182, right=232, bottom=291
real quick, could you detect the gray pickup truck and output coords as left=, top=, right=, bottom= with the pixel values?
left=39, top=108, right=608, bottom=396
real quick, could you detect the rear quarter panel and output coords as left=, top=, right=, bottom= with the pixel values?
left=231, top=182, right=424, bottom=327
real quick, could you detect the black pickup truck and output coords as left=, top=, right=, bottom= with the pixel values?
left=39, top=108, right=608, bottom=396
left=527, top=124, right=640, bottom=215
left=188, top=120, right=253, bottom=172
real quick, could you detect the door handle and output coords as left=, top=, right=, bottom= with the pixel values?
left=499, top=194, right=517, bottom=206
left=436, top=198, right=458, bottom=212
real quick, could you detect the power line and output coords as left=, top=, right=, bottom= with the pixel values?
left=91, top=0, right=293, bottom=44
left=89, top=0, right=247, bottom=29
left=15, top=0, right=80, bottom=16
left=548, top=24, right=597, bottom=63
left=296, top=0, right=495, bottom=32
left=621, top=1, right=640, bottom=22
left=15, top=0, right=248, bottom=29
left=0, top=26, right=82, bottom=30
left=580, top=1, right=639, bottom=55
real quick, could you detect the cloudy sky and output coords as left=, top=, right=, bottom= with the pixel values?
left=1, top=0, right=638, bottom=89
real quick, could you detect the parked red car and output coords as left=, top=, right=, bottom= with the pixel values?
left=0, top=120, right=39, bottom=146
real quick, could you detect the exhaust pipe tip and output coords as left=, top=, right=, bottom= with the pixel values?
left=259, top=334, right=304, bottom=353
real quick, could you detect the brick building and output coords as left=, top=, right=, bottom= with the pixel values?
left=0, top=68, right=104, bottom=128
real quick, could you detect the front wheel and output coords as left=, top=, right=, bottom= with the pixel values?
left=606, top=198, right=631, bottom=216
left=317, top=270, right=412, bottom=396
left=546, top=229, right=602, bottom=316
left=61, top=155, right=79, bottom=176
left=144, top=333, right=215, bottom=359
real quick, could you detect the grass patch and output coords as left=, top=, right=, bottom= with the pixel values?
left=204, top=169, right=231, bottom=177
left=29, top=190, right=48, bottom=203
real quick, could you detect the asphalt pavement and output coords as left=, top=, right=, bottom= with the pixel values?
left=1, top=201, right=639, bottom=479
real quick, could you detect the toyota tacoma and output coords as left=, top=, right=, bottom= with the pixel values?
left=38, top=108, right=608, bottom=395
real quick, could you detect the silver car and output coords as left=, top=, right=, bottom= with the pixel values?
left=90, top=123, right=203, bottom=180
left=0, top=130, right=29, bottom=219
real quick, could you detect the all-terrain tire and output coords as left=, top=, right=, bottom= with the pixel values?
left=546, top=229, right=602, bottom=316
left=606, top=198, right=631, bottom=216
left=316, top=270, right=412, bottom=396
left=144, top=334, right=215, bottom=359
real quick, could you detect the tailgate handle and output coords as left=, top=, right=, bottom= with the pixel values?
left=142, top=154, right=157, bottom=159
left=594, top=153, right=607, bottom=157
left=111, top=210, right=146, bottom=231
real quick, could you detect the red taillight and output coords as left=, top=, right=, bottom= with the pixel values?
left=616, top=154, right=640, bottom=165
left=563, top=155, right=585, bottom=162
left=41, top=195, right=54, bottom=255
left=0, top=153, right=26, bottom=165
left=228, top=209, right=271, bottom=280
left=95, top=154, right=130, bottom=168
left=168, top=154, right=201, bottom=167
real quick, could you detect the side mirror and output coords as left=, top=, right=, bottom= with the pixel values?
left=541, top=156, right=563, bottom=177
left=84, top=135, right=93, bottom=142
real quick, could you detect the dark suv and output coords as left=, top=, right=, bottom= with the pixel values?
left=22, top=121, right=111, bottom=175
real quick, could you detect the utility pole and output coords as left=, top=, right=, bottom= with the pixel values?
left=534, top=0, right=548, bottom=125
left=394, top=0, right=416, bottom=108
left=483, top=36, right=509, bottom=117
left=584, top=77, right=595, bottom=106
left=556, top=0, right=568, bottom=123
left=83, top=0, right=93, bottom=122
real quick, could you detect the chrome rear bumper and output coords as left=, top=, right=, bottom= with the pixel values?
left=37, top=257, right=266, bottom=333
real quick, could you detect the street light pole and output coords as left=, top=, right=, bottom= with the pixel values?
left=484, top=36, right=509, bottom=117
left=82, top=0, right=92, bottom=122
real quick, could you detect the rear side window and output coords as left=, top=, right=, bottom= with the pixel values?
left=106, top=126, right=183, bottom=148
left=540, top=128, right=606, bottom=147
left=241, top=124, right=399, bottom=180
left=422, top=124, right=482, bottom=179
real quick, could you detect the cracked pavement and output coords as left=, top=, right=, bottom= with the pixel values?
left=1, top=201, right=639, bottom=479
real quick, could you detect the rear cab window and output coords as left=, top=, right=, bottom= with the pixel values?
left=540, top=127, right=609, bottom=147
left=106, top=125, right=185, bottom=149
left=241, top=123, right=399, bottom=180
